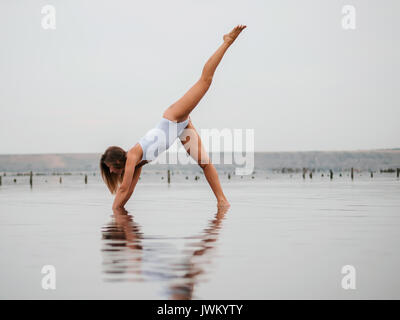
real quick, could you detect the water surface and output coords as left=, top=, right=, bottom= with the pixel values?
left=0, top=174, right=399, bottom=299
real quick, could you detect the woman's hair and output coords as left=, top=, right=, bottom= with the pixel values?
left=100, top=146, right=127, bottom=194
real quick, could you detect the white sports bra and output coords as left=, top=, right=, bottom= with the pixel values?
left=138, top=117, right=190, bottom=161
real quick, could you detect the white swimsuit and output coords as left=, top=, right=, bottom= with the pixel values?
left=138, top=117, right=190, bottom=161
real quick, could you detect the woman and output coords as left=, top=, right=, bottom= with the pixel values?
left=100, top=25, right=246, bottom=211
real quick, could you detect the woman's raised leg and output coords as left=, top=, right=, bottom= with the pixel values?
left=163, top=25, right=246, bottom=123
left=180, top=119, right=230, bottom=208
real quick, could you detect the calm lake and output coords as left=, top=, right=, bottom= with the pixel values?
left=0, top=172, right=399, bottom=299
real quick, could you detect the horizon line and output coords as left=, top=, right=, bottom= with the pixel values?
left=0, top=147, right=399, bottom=156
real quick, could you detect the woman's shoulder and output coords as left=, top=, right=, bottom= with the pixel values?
left=127, top=144, right=143, bottom=164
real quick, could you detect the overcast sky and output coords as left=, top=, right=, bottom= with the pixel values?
left=0, top=0, right=399, bottom=154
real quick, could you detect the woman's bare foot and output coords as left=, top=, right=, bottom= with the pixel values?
left=223, top=24, right=247, bottom=45
left=217, top=199, right=231, bottom=208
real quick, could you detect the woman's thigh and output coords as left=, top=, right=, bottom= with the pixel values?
left=179, top=119, right=210, bottom=166
left=163, top=79, right=211, bottom=122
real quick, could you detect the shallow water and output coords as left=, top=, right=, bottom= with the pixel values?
left=0, top=174, right=399, bottom=299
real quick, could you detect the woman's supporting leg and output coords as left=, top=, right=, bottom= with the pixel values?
left=180, top=119, right=230, bottom=207
left=163, top=25, right=246, bottom=123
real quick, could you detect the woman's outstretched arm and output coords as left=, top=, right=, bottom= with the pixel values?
left=112, top=145, right=142, bottom=210
left=119, top=165, right=143, bottom=208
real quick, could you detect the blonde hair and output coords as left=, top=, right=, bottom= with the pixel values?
left=100, top=146, right=127, bottom=194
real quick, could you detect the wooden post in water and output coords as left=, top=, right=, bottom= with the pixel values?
left=29, top=171, right=33, bottom=187
left=330, top=170, right=333, bottom=180
left=84, top=174, right=88, bottom=184
left=351, top=168, right=354, bottom=180
left=167, top=169, right=171, bottom=184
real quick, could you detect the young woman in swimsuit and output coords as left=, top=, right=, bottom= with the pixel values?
left=100, top=25, right=246, bottom=211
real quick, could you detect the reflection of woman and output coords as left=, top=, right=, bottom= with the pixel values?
left=99, top=25, right=247, bottom=210
left=102, top=208, right=143, bottom=278
left=168, top=206, right=229, bottom=300
left=102, top=206, right=229, bottom=299
left=102, top=209, right=142, bottom=250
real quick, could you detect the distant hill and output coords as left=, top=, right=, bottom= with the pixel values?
left=0, top=153, right=98, bottom=173
left=0, top=150, right=399, bottom=173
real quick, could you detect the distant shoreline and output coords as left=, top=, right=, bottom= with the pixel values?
left=1, top=147, right=399, bottom=156
left=1, top=149, right=399, bottom=173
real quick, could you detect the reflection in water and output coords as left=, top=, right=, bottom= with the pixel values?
left=101, top=206, right=229, bottom=299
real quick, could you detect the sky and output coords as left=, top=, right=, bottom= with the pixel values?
left=0, top=0, right=399, bottom=154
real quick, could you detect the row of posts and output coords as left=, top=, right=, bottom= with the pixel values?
left=1, top=168, right=400, bottom=187
left=166, top=168, right=400, bottom=183
left=0, top=172, right=89, bottom=187
left=302, top=168, right=400, bottom=180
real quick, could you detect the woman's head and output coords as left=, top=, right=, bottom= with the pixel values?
left=100, top=146, right=127, bottom=194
